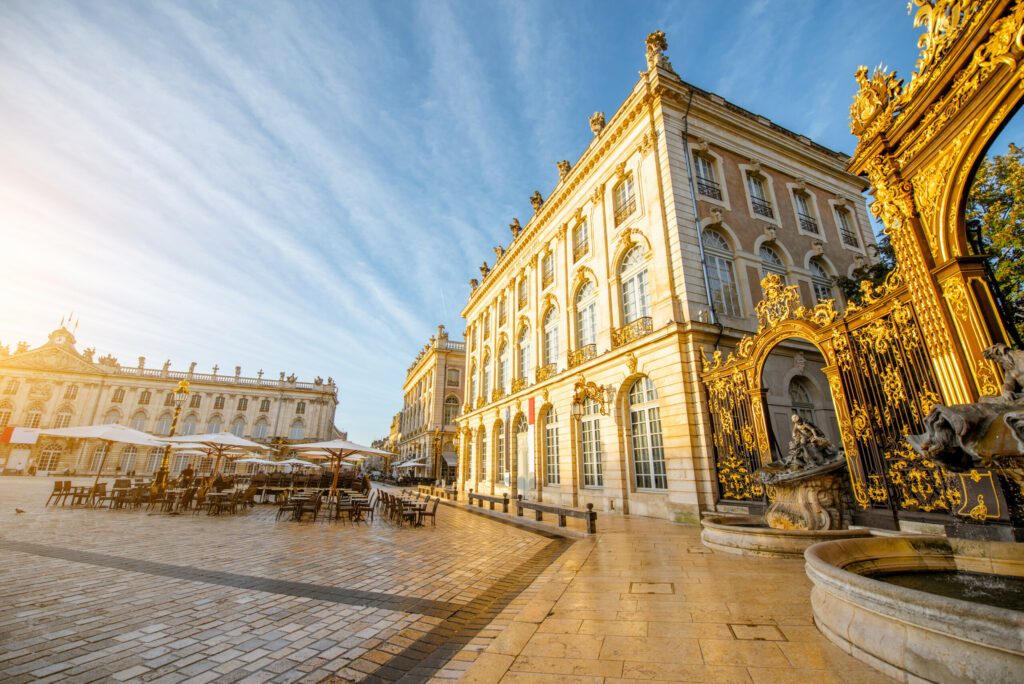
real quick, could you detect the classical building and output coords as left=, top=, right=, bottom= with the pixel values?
left=455, top=32, right=874, bottom=522
left=394, top=325, right=465, bottom=481
left=0, top=326, right=340, bottom=475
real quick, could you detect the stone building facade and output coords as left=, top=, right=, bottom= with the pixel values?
left=0, top=326, right=340, bottom=475
left=454, top=32, right=872, bottom=522
left=395, top=326, right=465, bottom=481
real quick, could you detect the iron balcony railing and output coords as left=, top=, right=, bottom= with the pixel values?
left=696, top=177, right=722, bottom=200
left=511, top=377, right=527, bottom=393
left=612, top=317, right=654, bottom=348
left=797, top=213, right=819, bottom=234
left=568, top=344, right=597, bottom=369
left=751, top=197, right=774, bottom=219
left=491, top=388, right=505, bottom=402
left=614, top=196, right=637, bottom=225
left=536, top=363, right=557, bottom=383
left=840, top=228, right=860, bottom=247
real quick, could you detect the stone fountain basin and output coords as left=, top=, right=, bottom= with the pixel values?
left=700, top=515, right=870, bottom=558
left=805, top=536, right=1024, bottom=683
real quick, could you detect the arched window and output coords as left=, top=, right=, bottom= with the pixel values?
left=517, top=326, right=531, bottom=381
left=138, top=390, right=151, bottom=405
left=260, top=398, right=271, bottom=412
left=119, top=446, right=137, bottom=473
left=628, top=377, right=667, bottom=490
left=620, top=246, right=650, bottom=324
left=789, top=377, right=815, bottom=424
left=760, top=244, right=786, bottom=281
left=156, top=413, right=173, bottom=435
left=101, top=408, right=119, bottom=425
left=64, top=385, right=79, bottom=400
left=517, top=277, right=528, bottom=309
left=146, top=448, right=161, bottom=474
left=495, top=421, right=506, bottom=483
left=24, top=402, right=44, bottom=428
left=470, top=362, right=478, bottom=402
left=0, top=401, right=12, bottom=428
left=230, top=417, right=246, bottom=437
left=544, top=409, right=560, bottom=485
left=479, top=429, right=488, bottom=482
left=702, top=229, right=741, bottom=317
left=180, top=415, right=197, bottom=436
left=482, top=351, right=492, bottom=399
left=575, top=281, right=597, bottom=348
left=498, top=342, right=509, bottom=393
left=289, top=420, right=304, bottom=440
left=296, top=401, right=305, bottom=415
left=90, top=444, right=108, bottom=472
left=443, top=396, right=460, bottom=425
left=111, top=388, right=125, bottom=404
left=613, top=174, right=636, bottom=225
left=254, top=418, right=269, bottom=439
left=37, top=444, right=63, bottom=471
left=53, top=405, right=73, bottom=429
left=543, top=308, right=559, bottom=367
left=129, top=411, right=146, bottom=431
left=572, top=221, right=589, bottom=261
left=207, top=415, right=222, bottom=433
left=4, top=379, right=20, bottom=395
left=580, top=399, right=603, bottom=487
left=810, top=259, right=836, bottom=304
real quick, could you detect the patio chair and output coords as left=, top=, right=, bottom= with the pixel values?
left=395, top=499, right=419, bottom=527
left=419, top=497, right=440, bottom=527
left=276, top=497, right=298, bottom=520
left=358, top=490, right=377, bottom=523
left=176, top=488, right=195, bottom=512
left=46, top=480, right=67, bottom=506
left=296, top=492, right=323, bottom=522
left=193, top=487, right=214, bottom=515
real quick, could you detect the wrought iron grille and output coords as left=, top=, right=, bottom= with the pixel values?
left=614, top=196, right=636, bottom=225
left=536, top=363, right=557, bottom=383
left=751, top=197, right=774, bottom=218
left=612, top=317, right=653, bottom=348
left=797, top=213, right=819, bottom=233
left=697, top=177, right=722, bottom=200
left=705, top=373, right=762, bottom=501
left=568, top=344, right=597, bottom=368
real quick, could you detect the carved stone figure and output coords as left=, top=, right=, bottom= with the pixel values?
left=469, top=278, right=479, bottom=290
left=509, top=218, right=521, bottom=239
left=786, top=414, right=840, bottom=468
left=589, top=111, right=606, bottom=136
left=188, top=361, right=197, bottom=373
left=16, top=341, right=29, bottom=354
left=234, top=365, right=241, bottom=377
left=983, top=343, right=1024, bottom=401
left=287, top=373, right=297, bottom=383
left=83, top=348, right=95, bottom=362
left=557, top=159, right=571, bottom=180
left=327, top=376, right=333, bottom=385
left=137, top=356, right=145, bottom=369
left=314, top=376, right=323, bottom=385
left=479, top=262, right=490, bottom=278
left=645, top=30, right=672, bottom=71
left=162, top=359, right=171, bottom=372
left=493, top=245, right=504, bottom=260
left=530, top=191, right=543, bottom=212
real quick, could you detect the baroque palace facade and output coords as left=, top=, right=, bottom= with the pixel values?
left=454, top=32, right=875, bottom=522
left=393, top=326, right=465, bottom=482
left=0, top=326, right=339, bottom=475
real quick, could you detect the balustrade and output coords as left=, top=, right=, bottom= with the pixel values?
left=751, top=197, right=774, bottom=218
left=536, top=363, right=557, bottom=383
left=568, top=344, right=597, bottom=369
left=612, top=317, right=653, bottom=348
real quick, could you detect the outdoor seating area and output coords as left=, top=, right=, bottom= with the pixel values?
left=270, top=487, right=442, bottom=528
left=42, top=477, right=259, bottom=515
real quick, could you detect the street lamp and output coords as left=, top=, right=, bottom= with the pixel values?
left=154, top=380, right=190, bottom=489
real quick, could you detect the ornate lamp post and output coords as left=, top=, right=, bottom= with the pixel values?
left=154, top=380, right=190, bottom=489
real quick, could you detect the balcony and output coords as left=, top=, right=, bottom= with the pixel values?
left=612, top=317, right=654, bottom=348
left=751, top=197, right=774, bottom=218
left=536, top=363, right=557, bottom=383
left=696, top=177, right=722, bottom=200
left=475, top=397, right=486, bottom=410
left=797, top=213, right=819, bottom=234
left=614, top=196, right=636, bottom=225
left=568, top=344, right=597, bottom=369
left=491, top=388, right=505, bottom=402
left=840, top=228, right=859, bottom=247
left=511, top=377, right=527, bottom=393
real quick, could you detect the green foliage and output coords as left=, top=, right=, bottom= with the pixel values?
left=835, top=230, right=895, bottom=304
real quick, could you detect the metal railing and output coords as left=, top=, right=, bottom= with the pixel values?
left=612, top=317, right=653, bottom=348
left=696, top=177, right=722, bottom=200
left=536, top=363, right=557, bottom=383
left=511, top=377, right=527, bottom=393
left=568, top=344, right=597, bottom=369
left=840, top=228, right=860, bottom=247
left=490, top=388, right=505, bottom=402
left=614, top=196, right=636, bottom=225
left=751, top=197, right=774, bottom=218
left=111, top=366, right=331, bottom=391
left=797, top=213, right=819, bottom=234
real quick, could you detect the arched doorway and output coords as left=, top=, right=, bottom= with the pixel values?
left=760, top=339, right=839, bottom=460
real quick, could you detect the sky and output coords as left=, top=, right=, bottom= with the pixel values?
left=0, top=0, right=1003, bottom=441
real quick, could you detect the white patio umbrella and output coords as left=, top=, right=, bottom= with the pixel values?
left=162, top=432, right=275, bottom=475
left=38, top=424, right=166, bottom=492
left=289, top=439, right=393, bottom=493
left=279, top=458, right=321, bottom=468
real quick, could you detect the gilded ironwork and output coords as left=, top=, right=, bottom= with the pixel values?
left=511, top=377, right=526, bottom=393
left=612, top=316, right=653, bottom=348
left=568, top=344, right=597, bottom=368
left=536, top=363, right=557, bottom=383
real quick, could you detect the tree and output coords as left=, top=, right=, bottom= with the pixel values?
left=835, top=230, right=896, bottom=304
left=965, top=143, right=1024, bottom=342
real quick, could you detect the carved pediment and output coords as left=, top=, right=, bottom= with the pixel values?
left=0, top=347, right=105, bottom=375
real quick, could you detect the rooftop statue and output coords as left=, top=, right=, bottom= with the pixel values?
left=509, top=218, right=521, bottom=239
left=557, top=159, right=571, bottom=180
left=645, top=30, right=673, bottom=71
left=589, top=112, right=606, bottom=136
left=479, top=262, right=490, bottom=278
left=530, top=191, right=543, bottom=212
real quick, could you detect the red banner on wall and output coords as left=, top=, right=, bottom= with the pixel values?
left=528, top=397, right=535, bottom=425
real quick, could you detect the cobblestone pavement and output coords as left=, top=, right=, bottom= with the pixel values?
left=0, top=478, right=568, bottom=683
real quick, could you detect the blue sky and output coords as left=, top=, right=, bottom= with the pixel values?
left=0, top=1, right=974, bottom=441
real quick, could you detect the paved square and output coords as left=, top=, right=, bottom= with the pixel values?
left=0, top=478, right=568, bottom=683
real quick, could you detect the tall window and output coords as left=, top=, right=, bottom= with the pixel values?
left=90, top=444, right=108, bottom=472
left=296, top=401, right=305, bottom=415
left=119, top=446, right=137, bottom=473
left=4, top=379, right=20, bottom=395
left=130, top=411, right=146, bottom=431
left=613, top=174, right=636, bottom=225
left=517, top=277, right=528, bottom=309
left=482, top=351, right=492, bottom=399
left=443, top=396, right=460, bottom=424
left=208, top=416, right=222, bottom=433
left=101, top=409, right=118, bottom=425
left=542, top=252, right=555, bottom=289
left=544, top=409, right=560, bottom=485
left=694, top=154, right=722, bottom=200
left=794, top=191, right=818, bottom=233
left=543, top=308, right=559, bottom=366
left=0, top=403, right=10, bottom=428
left=810, top=259, right=836, bottom=304
left=64, top=385, right=78, bottom=400
left=747, top=172, right=773, bottom=218
left=38, top=445, right=63, bottom=471
left=517, top=327, right=531, bottom=380
left=835, top=206, right=860, bottom=247
left=259, top=398, right=271, bottom=412
left=628, top=377, right=667, bottom=490
left=702, top=229, right=741, bottom=317
left=146, top=449, right=161, bottom=474
left=620, top=247, right=651, bottom=324
left=760, top=245, right=787, bottom=281
left=164, top=393, right=175, bottom=406
left=180, top=415, right=197, bottom=436
left=580, top=399, right=603, bottom=487
left=575, top=281, right=597, bottom=347
left=138, top=390, right=151, bottom=405
left=479, top=430, right=488, bottom=482
left=470, top=362, right=477, bottom=401
left=53, top=406, right=72, bottom=429
left=189, top=394, right=201, bottom=409
left=25, top=407, right=43, bottom=428
left=112, top=388, right=125, bottom=404
left=237, top=397, right=248, bottom=411
left=498, top=343, right=509, bottom=392
left=231, top=417, right=246, bottom=437
left=789, top=377, right=815, bottom=424
left=498, top=296, right=507, bottom=326
left=483, top=312, right=491, bottom=338
left=214, top=396, right=225, bottom=410
left=156, top=413, right=172, bottom=435
left=572, top=221, right=589, bottom=261
left=446, top=368, right=460, bottom=387
left=289, top=420, right=304, bottom=440
left=495, top=422, right=506, bottom=482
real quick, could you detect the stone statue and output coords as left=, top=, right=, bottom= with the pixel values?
left=469, top=278, right=479, bottom=290
left=786, top=414, right=839, bottom=468
left=234, top=365, right=241, bottom=377
left=509, top=218, right=521, bottom=239
left=188, top=361, right=197, bottom=374
left=645, top=30, right=672, bottom=71
left=983, top=343, right=1024, bottom=401
left=530, top=191, right=543, bottom=212
left=557, top=159, right=571, bottom=180
left=589, top=111, right=606, bottom=136
left=493, top=245, right=504, bottom=260
left=257, top=368, right=264, bottom=379
left=137, top=356, right=145, bottom=369
left=327, top=376, right=333, bottom=385
left=287, top=373, right=297, bottom=383
left=314, top=376, right=323, bottom=385
left=479, top=262, right=490, bottom=278
left=83, top=348, right=95, bottom=362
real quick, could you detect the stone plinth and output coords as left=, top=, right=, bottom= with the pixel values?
left=760, top=459, right=849, bottom=531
